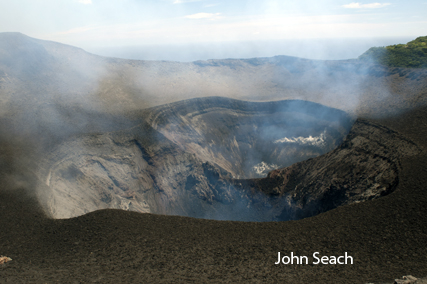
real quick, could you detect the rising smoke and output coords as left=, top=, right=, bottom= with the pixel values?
left=0, top=32, right=425, bottom=221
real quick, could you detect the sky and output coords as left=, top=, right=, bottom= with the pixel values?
left=1, top=0, right=426, bottom=61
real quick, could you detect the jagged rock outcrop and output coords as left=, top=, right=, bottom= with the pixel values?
left=0, top=256, right=12, bottom=264
left=394, top=275, right=419, bottom=284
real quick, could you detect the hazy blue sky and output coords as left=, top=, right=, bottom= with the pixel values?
left=1, top=0, right=426, bottom=60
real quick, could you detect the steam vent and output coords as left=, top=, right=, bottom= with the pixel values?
left=35, top=97, right=418, bottom=221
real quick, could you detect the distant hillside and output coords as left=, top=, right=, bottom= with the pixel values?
left=359, top=36, right=427, bottom=68
left=1, top=32, right=427, bottom=120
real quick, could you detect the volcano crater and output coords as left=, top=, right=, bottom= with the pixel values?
left=37, top=97, right=419, bottom=221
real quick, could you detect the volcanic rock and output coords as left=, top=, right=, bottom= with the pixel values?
left=235, top=118, right=421, bottom=220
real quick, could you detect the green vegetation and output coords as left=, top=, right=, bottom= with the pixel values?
left=359, top=36, right=427, bottom=68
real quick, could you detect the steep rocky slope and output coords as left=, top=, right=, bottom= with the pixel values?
left=235, top=118, right=421, bottom=220
left=143, top=98, right=352, bottom=178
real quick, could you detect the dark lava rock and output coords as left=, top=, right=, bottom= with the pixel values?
left=235, top=119, right=421, bottom=221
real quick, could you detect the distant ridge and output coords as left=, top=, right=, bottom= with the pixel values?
left=0, top=32, right=426, bottom=116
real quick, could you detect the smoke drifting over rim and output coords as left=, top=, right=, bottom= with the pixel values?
left=87, top=37, right=416, bottom=63
left=0, top=32, right=426, bottom=220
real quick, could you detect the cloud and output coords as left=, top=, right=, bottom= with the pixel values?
left=78, top=0, right=92, bottom=4
left=184, top=12, right=222, bottom=19
left=173, top=0, right=202, bottom=4
left=51, top=25, right=99, bottom=36
left=343, top=2, right=391, bottom=9
left=204, top=3, right=219, bottom=8
left=44, top=11, right=426, bottom=48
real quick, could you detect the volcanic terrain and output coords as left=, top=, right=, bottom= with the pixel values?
left=1, top=33, right=427, bottom=283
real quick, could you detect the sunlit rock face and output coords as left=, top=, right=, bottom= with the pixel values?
left=37, top=97, right=353, bottom=220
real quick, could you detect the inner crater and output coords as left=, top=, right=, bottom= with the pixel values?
left=145, top=98, right=353, bottom=179
left=38, top=97, right=418, bottom=221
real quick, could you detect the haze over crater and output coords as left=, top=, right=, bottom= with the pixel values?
left=0, top=33, right=426, bottom=221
